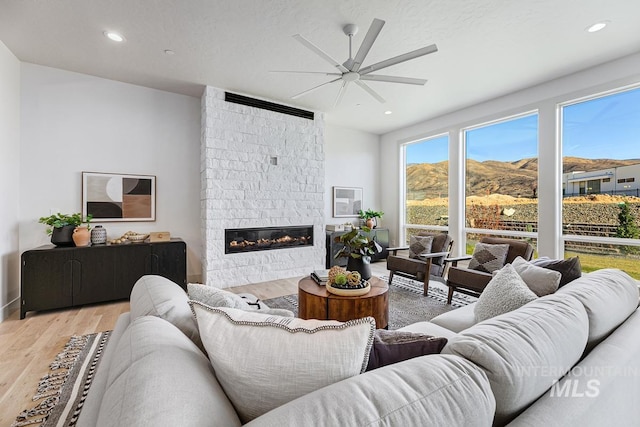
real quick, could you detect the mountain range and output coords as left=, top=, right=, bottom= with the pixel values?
left=407, top=157, right=640, bottom=199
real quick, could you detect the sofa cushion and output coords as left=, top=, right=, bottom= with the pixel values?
left=187, top=283, right=294, bottom=317
left=129, top=275, right=202, bottom=350
left=190, top=303, right=375, bottom=423
left=429, top=303, right=477, bottom=333
left=444, top=294, right=589, bottom=425
left=530, top=256, right=582, bottom=287
left=245, top=354, right=495, bottom=427
left=468, top=242, right=510, bottom=273
left=365, top=330, right=447, bottom=371
left=398, top=320, right=459, bottom=340
left=408, top=235, right=433, bottom=259
left=512, top=256, right=561, bottom=296
left=474, top=263, right=538, bottom=322
left=97, top=316, right=241, bottom=427
left=556, top=268, right=640, bottom=350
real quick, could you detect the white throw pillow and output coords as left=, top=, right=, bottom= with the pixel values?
left=474, top=264, right=538, bottom=322
left=512, top=256, right=561, bottom=296
left=190, top=303, right=375, bottom=423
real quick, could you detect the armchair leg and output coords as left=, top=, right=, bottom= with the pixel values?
left=388, top=271, right=394, bottom=285
left=446, top=285, right=455, bottom=305
left=423, top=276, right=429, bottom=296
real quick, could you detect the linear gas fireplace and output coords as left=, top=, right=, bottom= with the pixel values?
left=225, top=225, right=314, bottom=254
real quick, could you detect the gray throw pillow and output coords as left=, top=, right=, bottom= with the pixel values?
left=474, top=263, right=538, bottom=322
left=409, top=235, right=434, bottom=259
left=366, top=330, right=447, bottom=371
left=468, top=242, right=510, bottom=273
left=512, top=256, right=561, bottom=296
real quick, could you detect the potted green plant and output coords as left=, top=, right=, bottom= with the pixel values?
left=39, top=212, right=92, bottom=246
left=334, top=226, right=382, bottom=280
left=358, top=209, right=384, bottom=229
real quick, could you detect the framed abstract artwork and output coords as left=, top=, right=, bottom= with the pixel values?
left=82, top=172, right=156, bottom=221
left=333, top=186, right=363, bottom=217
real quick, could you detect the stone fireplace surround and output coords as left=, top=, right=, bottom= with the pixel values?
left=201, top=87, right=325, bottom=287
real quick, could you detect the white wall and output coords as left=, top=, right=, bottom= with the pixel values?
left=0, top=41, right=21, bottom=321
left=381, top=52, right=640, bottom=257
left=20, top=64, right=203, bottom=281
left=324, top=124, right=383, bottom=233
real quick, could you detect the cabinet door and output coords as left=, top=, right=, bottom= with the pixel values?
left=71, top=246, right=117, bottom=305
left=113, top=244, right=150, bottom=299
left=21, top=250, right=73, bottom=317
left=150, top=241, right=186, bottom=288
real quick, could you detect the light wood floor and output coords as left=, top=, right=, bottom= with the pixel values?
left=0, top=262, right=389, bottom=423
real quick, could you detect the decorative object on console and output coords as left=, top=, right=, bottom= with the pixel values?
left=358, top=208, right=384, bottom=229
left=72, top=225, right=91, bottom=247
left=332, top=186, right=363, bottom=217
left=82, top=171, right=156, bottom=222
left=38, top=212, right=92, bottom=246
left=333, top=227, right=382, bottom=280
left=149, top=231, right=171, bottom=242
left=90, top=225, right=107, bottom=244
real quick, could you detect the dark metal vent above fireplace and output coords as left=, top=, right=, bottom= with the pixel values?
left=225, top=225, right=314, bottom=254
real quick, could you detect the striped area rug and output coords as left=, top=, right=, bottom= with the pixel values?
left=12, top=331, right=111, bottom=427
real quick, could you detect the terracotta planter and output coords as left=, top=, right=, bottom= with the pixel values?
left=72, top=226, right=91, bottom=247
left=366, top=218, right=377, bottom=229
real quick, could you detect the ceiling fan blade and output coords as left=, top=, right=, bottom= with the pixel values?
left=351, top=18, right=385, bottom=72
left=360, top=74, right=427, bottom=85
left=292, top=34, right=349, bottom=73
left=359, top=44, right=438, bottom=75
left=333, top=81, right=349, bottom=108
left=354, top=80, right=385, bottom=103
left=291, top=78, right=341, bottom=99
left=270, top=70, right=342, bottom=76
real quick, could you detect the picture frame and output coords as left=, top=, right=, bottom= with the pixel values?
left=333, top=186, right=363, bottom=217
left=82, top=172, right=156, bottom=222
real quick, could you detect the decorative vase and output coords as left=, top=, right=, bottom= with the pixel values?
left=51, top=225, right=75, bottom=247
left=91, top=225, right=107, bottom=245
left=72, top=226, right=91, bottom=247
left=347, top=256, right=372, bottom=280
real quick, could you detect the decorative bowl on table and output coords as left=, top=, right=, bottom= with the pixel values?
left=326, top=280, right=371, bottom=296
left=126, top=233, right=149, bottom=243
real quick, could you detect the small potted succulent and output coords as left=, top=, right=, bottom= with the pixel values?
left=358, top=209, right=384, bottom=229
left=39, top=212, right=92, bottom=246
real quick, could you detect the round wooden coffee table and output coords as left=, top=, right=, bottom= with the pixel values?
left=298, top=276, right=389, bottom=329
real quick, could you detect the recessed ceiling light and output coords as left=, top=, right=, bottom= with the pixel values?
left=384, top=110, right=393, bottom=115
left=104, top=31, right=125, bottom=42
left=586, top=21, right=609, bottom=33
left=164, top=49, right=175, bottom=55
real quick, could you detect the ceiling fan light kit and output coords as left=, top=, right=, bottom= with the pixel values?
left=276, top=18, right=438, bottom=108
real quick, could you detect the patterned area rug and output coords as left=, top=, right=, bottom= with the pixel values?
left=264, top=275, right=477, bottom=330
left=12, top=332, right=111, bottom=427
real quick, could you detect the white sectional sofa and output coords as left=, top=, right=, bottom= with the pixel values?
left=77, top=269, right=640, bottom=426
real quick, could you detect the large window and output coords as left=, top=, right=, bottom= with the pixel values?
left=403, top=135, right=448, bottom=242
left=561, top=86, right=640, bottom=275
left=463, top=114, right=539, bottom=250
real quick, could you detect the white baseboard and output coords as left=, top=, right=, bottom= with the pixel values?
left=0, top=297, right=20, bottom=322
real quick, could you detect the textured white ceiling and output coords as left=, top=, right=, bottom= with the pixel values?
left=1, top=0, right=639, bottom=134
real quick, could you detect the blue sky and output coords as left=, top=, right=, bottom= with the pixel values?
left=407, top=86, right=640, bottom=164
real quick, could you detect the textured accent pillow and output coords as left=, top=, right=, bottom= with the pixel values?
left=409, top=235, right=434, bottom=259
left=530, top=256, right=582, bottom=287
left=474, top=264, right=538, bottom=322
left=468, top=242, right=510, bottom=273
left=187, top=283, right=294, bottom=317
left=512, top=256, right=561, bottom=296
left=190, top=303, right=375, bottom=423
left=366, top=330, right=447, bottom=371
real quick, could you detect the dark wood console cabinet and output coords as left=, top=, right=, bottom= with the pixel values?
left=21, top=238, right=186, bottom=319
left=325, top=228, right=389, bottom=268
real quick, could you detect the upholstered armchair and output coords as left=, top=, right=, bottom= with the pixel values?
left=445, top=236, right=534, bottom=304
left=386, top=232, right=453, bottom=296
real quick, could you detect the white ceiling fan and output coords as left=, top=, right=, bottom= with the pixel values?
left=274, top=18, right=438, bottom=107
